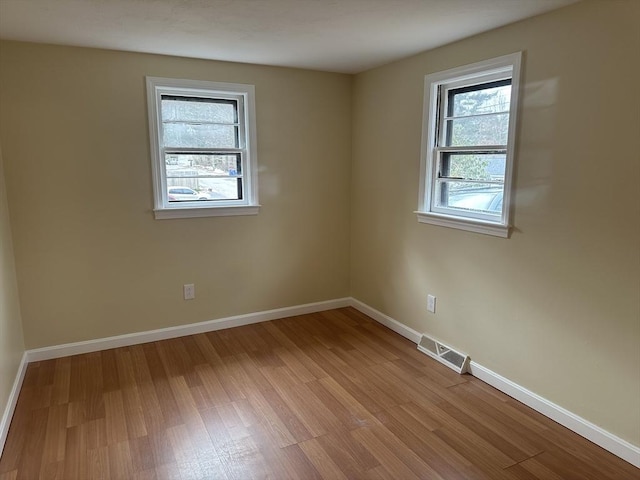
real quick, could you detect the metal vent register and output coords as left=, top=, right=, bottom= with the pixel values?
left=417, top=334, right=469, bottom=374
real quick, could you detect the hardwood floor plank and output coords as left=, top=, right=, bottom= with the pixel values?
left=307, top=377, right=378, bottom=431
left=36, top=358, right=56, bottom=388
left=521, top=450, right=606, bottom=480
left=223, top=399, right=258, bottom=429
left=153, top=462, right=182, bottom=480
left=107, top=441, right=134, bottom=480
left=0, top=470, right=17, bottom=480
left=304, top=346, right=389, bottom=414
left=432, top=426, right=518, bottom=478
left=38, top=459, right=65, bottom=480
left=62, top=425, right=89, bottom=480
left=191, top=333, right=225, bottom=367
left=39, top=403, right=68, bottom=467
left=180, top=336, right=208, bottom=368
left=430, top=383, right=545, bottom=459
left=51, top=357, right=71, bottom=405
left=247, top=323, right=285, bottom=352
left=166, top=423, right=228, bottom=480
left=369, top=423, right=449, bottom=480
left=2, top=309, right=635, bottom=479
left=260, top=364, right=305, bottom=391
left=278, top=443, right=324, bottom=480
left=84, top=418, right=109, bottom=451
left=374, top=405, right=478, bottom=479
left=260, top=321, right=301, bottom=350
left=365, top=464, right=402, bottom=480
left=452, top=380, right=548, bottom=433
left=101, top=349, right=120, bottom=393
left=505, top=455, right=566, bottom=480
left=244, top=390, right=298, bottom=448
left=273, top=346, right=324, bottom=383
left=351, top=426, right=422, bottom=480
left=103, top=391, right=130, bottom=445
left=299, top=438, right=350, bottom=480
left=167, top=376, right=218, bottom=465
left=146, top=431, right=177, bottom=469
left=132, top=468, right=157, bottom=480
left=128, top=345, right=155, bottom=385
left=200, top=406, right=267, bottom=480
left=150, top=377, right=182, bottom=429
left=86, top=446, right=110, bottom=480
left=195, top=363, right=232, bottom=407
left=225, top=353, right=272, bottom=395
left=119, top=387, right=148, bottom=439
left=265, top=382, right=331, bottom=438
left=434, top=400, right=539, bottom=462
left=261, top=387, right=314, bottom=443
left=313, top=431, right=378, bottom=478
left=129, top=435, right=155, bottom=474
left=208, top=328, right=246, bottom=358
left=135, top=381, right=166, bottom=434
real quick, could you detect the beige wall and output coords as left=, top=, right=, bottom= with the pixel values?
left=350, top=0, right=640, bottom=445
left=0, top=42, right=352, bottom=349
left=0, top=143, right=25, bottom=426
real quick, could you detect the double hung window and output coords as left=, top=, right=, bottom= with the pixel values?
left=147, top=77, right=259, bottom=219
left=417, top=53, right=522, bottom=237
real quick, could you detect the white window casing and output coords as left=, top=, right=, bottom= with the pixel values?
left=146, top=77, right=260, bottom=219
left=416, top=52, right=522, bottom=237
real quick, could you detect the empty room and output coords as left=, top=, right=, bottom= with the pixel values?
left=0, top=0, right=638, bottom=478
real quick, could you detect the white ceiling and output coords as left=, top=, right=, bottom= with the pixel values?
left=0, top=0, right=578, bottom=74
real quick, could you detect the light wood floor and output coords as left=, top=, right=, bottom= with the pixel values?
left=0, top=308, right=637, bottom=479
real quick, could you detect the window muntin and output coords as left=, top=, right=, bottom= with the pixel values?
left=417, top=53, right=522, bottom=237
left=147, top=77, right=259, bottom=219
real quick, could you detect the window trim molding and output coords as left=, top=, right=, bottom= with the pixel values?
left=146, top=76, right=260, bottom=219
left=417, top=52, right=522, bottom=237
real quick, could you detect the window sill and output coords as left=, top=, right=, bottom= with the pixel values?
left=415, top=211, right=510, bottom=238
left=154, top=205, right=260, bottom=220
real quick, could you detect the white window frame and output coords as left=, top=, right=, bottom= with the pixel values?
left=416, top=52, right=522, bottom=237
left=146, top=77, right=259, bottom=219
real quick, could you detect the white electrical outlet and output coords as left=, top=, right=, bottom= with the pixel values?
left=427, top=294, right=436, bottom=313
left=183, top=284, right=195, bottom=300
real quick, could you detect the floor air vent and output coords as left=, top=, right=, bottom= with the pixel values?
left=417, top=334, right=469, bottom=374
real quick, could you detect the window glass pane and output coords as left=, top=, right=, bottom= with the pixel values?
left=441, top=153, right=505, bottom=182
left=435, top=181, right=504, bottom=216
left=445, top=113, right=509, bottom=146
left=202, top=178, right=242, bottom=201
left=450, top=84, right=511, bottom=117
left=163, top=123, right=238, bottom=148
left=165, top=153, right=242, bottom=201
left=161, top=97, right=237, bottom=124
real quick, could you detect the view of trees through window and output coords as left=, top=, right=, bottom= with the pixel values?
left=439, top=81, right=511, bottom=214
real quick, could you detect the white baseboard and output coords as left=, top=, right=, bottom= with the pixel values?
left=350, top=298, right=421, bottom=343
left=349, top=298, right=640, bottom=469
left=27, top=297, right=351, bottom=362
left=0, top=352, right=28, bottom=458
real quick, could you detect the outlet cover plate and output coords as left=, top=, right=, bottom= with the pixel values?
left=183, top=284, right=195, bottom=300
left=427, top=294, right=436, bottom=313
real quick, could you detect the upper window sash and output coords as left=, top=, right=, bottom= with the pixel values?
left=160, top=94, right=244, bottom=151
